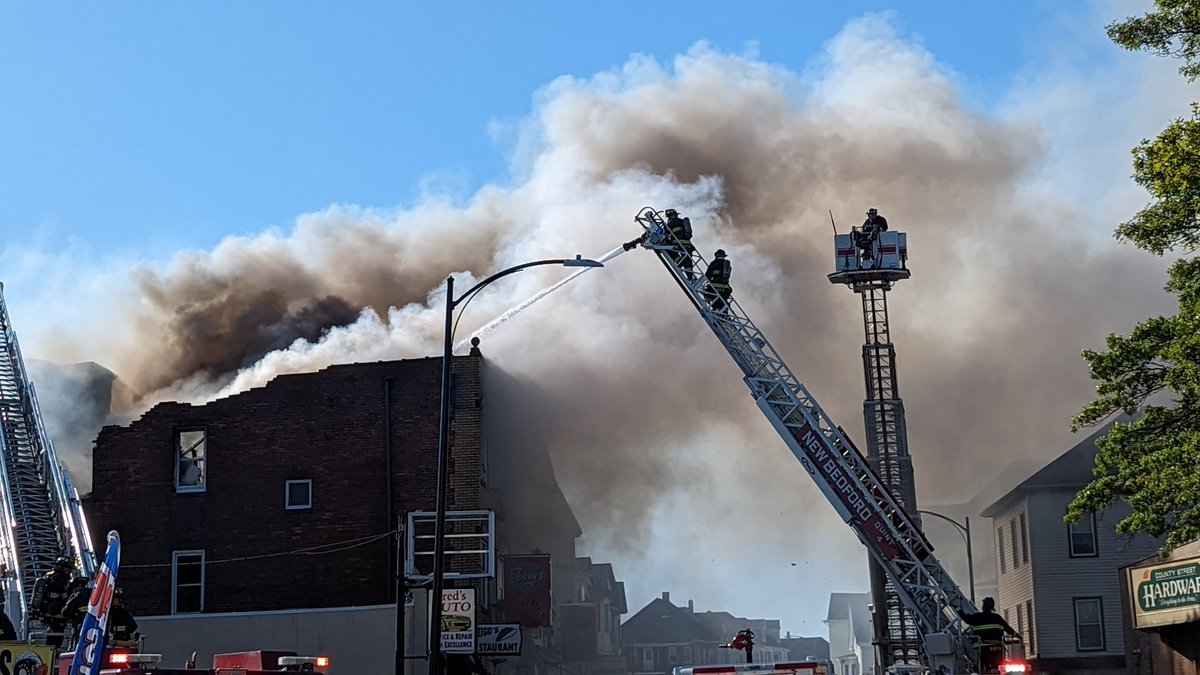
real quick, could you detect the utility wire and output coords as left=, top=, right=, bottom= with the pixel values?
left=121, top=530, right=395, bottom=569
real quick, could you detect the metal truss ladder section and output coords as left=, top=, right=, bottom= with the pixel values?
left=860, top=283, right=923, bottom=669
left=0, top=284, right=97, bottom=637
left=631, top=208, right=978, bottom=674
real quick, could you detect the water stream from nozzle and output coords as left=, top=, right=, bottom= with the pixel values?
left=454, top=244, right=627, bottom=351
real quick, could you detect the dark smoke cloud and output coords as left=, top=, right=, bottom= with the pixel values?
left=22, top=14, right=1193, bottom=630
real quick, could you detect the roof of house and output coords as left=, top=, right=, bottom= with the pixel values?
left=779, top=636, right=830, bottom=661
left=576, top=558, right=628, bottom=613
left=982, top=417, right=1127, bottom=518
left=825, top=593, right=872, bottom=646
left=621, top=597, right=723, bottom=645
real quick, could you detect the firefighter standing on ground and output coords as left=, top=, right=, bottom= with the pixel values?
left=706, top=249, right=732, bottom=311
left=32, top=556, right=74, bottom=646
left=957, top=596, right=1018, bottom=673
left=107, top=589, right=139, bottom=646
left=0, top=595, right=17, bottom=641
left=61, top=577, right=90, bottom=646
left=663, top=209, right=697, bottom=280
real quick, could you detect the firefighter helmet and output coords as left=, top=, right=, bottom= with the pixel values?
left=53, top=556, right=72, bottom=568
left=714, top=249, right=727, bottom=258
left=664, top=208, right=678, bottom=218
left=867, top=207, right=878, bottom=217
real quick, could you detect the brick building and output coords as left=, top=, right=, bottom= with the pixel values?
left=87, top=356, right=476, bottom=615
left=82, top=355, right=627, bottom=673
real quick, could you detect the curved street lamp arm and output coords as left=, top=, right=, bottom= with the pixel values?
left=452, top=259, right=573, bottom=309
left=917, top=509, right=966, bottom=535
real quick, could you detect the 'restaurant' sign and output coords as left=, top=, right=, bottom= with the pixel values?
left=477, top=624, right=523, bottom=655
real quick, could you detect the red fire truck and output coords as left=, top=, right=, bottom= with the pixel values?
left=56, top=648, right=329, bottom=674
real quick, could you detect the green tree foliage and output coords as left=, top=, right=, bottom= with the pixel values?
left=1068, top=1, right=1200, bottom=550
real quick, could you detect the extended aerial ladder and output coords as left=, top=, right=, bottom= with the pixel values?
left=628, top=208, right=979, bottom=674
left=0, top=284, right=97, bottom=639
left=829, top=224, right=923, bottom=669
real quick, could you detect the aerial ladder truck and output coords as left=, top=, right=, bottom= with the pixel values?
left=0, top=283, right=97, bottom=641
left=626, top=209, right=1000, bottom=675
left=829, top=219, right=923, bottom=670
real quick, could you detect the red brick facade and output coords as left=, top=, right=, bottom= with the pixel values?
left=85, top=356, right=484, bottom=615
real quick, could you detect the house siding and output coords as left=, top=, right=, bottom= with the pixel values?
left=998, top=490, right=1159, bottom=662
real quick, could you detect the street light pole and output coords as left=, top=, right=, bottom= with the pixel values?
left=917, top=510, right=976, bottom=605
left=427, top=256, right=603, bottom=675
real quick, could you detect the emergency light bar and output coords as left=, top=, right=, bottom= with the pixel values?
left=278, top=655, right=331, bottom=670
left=108, top=653, right=162, bottom=665
left=1002, top=664, right=1028, bottom=673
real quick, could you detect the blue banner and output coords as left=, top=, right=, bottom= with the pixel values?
left=69, top=531, right=120, bottom=675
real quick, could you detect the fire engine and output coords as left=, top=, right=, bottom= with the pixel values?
left=56, top=648, right=330, bottom=674
left=628, top=209, right=1031, bottom=675
left=673, top=662, right=831, bottom=675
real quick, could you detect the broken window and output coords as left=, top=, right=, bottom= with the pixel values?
left=175, top=429, right=207, bottom=492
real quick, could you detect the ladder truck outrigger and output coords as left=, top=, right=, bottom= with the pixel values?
left=626, top=208, right=1022, bottom=675
left=0, top=283, right=98, bottom=643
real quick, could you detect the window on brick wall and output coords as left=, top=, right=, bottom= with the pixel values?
left=175, top=429, right=207, bottom=493
left=480, top=436, right=489, bottom=486
left=172, top=550, right=205, bottom=614
left=285, top=479, right=312, bottom=510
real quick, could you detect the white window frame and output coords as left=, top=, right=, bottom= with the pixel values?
left=174, top=428, right=207, bottom=493
left=997, top=527, right=1007, bottom=574
left=171, top=550, right=205, bottom=614
left=1019, top=512, right=1030, bottom=563
left=1073, top=597, right=1105, bottom=651
left=1069, top=513, right=1098, bottom=557
left=285, top=479, right=313, bottom=510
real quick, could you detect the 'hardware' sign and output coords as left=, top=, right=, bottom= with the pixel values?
left=1129, top=556, right=1200, bottom=629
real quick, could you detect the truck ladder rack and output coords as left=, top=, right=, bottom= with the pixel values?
left=0, top=284, right=97, bottom=637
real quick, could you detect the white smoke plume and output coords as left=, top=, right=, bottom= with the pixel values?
left=9, top=11, right=1194, bottom=633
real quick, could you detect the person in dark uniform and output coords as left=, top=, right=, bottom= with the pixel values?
left=705, top=249, right=732, bottom=312
left=61, top=577, right=91, bottom=646
left=0, top=595, right=17, bottom=641
left=663, top=209, right=697, bottom=280
left=856, top=207, right=889, bottom=260
left=36, top=556, right=74, bottom=646
left=107, top=589, right=139, bottom=646
left=958, top=597, right=1018, bottom=673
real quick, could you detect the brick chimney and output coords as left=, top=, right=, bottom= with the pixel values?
left=662, top=591, right=670, bottom=602
left=688, top=599, right=694, bottom=611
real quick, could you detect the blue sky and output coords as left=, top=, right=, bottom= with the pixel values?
left=4, top=0, right=1183, bottom=641
left=0, top=1, right=1077, bottom=255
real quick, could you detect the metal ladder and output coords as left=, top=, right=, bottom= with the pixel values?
left=0, top=283, right=97, bottom=638
left=631, top=208, right=980, bottom=674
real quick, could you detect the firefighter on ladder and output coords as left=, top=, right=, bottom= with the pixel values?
left=706, top=249, right=732, bottom=312
left=663, top=209, right=697, bottom=280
